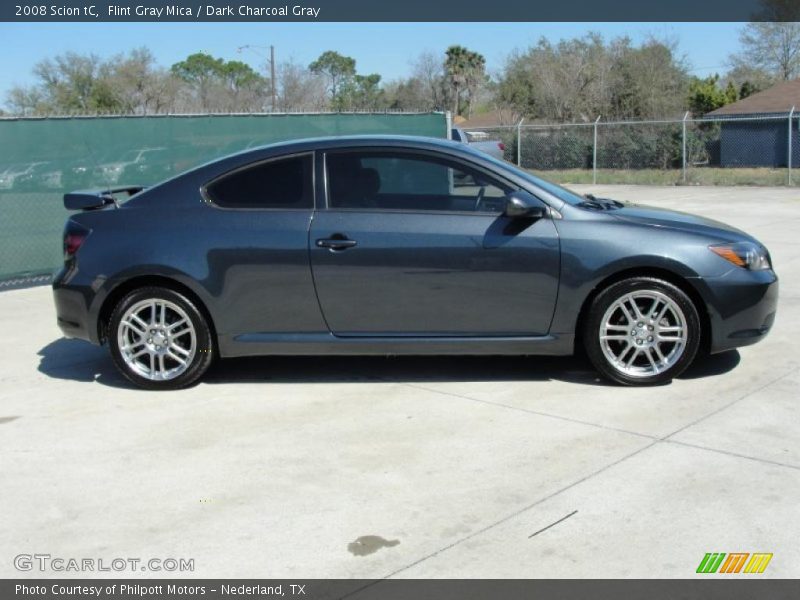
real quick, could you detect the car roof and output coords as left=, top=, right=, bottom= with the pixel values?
left=180, top=134, right=487, bottom=183
left=238, top=134, right=463, bottom=155
left=131, top=135, right=499, bottom=207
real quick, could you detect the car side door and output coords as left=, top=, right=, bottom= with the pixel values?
left=308, top=147, right=560, bottom=336
left=198, top=152, right=328, bottom=344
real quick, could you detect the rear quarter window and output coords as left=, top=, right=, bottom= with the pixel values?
left=205, top=154, right=313, bottom=209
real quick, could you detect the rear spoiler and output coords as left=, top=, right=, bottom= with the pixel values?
left=64, top=185, right=146, bottom=211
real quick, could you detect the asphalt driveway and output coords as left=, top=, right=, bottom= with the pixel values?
left=1, top=185, right=798, bottom=578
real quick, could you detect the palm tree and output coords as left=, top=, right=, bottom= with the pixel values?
left=445, top=45, right=470, bottom=116
left=464, top=50, right=486, bottom=119
left=445, top=46, right=487, bottom=118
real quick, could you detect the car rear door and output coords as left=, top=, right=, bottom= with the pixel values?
left=200, top=152, right=328, bottom=339
left=308, top=147, right=560, bottom=336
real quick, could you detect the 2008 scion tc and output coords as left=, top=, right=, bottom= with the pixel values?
left=53, top=136, right=778, bottom=390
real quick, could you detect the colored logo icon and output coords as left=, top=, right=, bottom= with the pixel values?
left=696, top=552, right=773, bottom=574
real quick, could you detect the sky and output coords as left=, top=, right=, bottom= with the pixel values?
left=0, top=22, right=744, bottom=101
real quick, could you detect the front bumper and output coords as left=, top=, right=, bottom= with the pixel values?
left=691, top=267, right=778, bottom=354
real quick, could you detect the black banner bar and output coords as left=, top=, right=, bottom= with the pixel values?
left=3, top=0, right=800, bottom=23
left=4, top=579, right=800, bottom=600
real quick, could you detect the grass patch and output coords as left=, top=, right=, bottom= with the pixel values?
left=528, top=168, right=799, bottom=187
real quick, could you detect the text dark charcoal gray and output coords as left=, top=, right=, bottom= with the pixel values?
left=2, top=0, right=792, bottom=23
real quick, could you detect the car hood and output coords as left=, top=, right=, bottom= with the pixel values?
left=608, top=202, right=755, bottom=242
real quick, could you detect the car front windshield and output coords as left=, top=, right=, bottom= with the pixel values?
left=470, top=149, right=586, bottom=205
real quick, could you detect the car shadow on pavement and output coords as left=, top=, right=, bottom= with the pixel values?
left=678, top=349, right=741, bottom=379
left=37, top=338, right=131, bottom=389
left=203, top=354, right=610, bottom=386
left=37, top=337, right=742, bottom=389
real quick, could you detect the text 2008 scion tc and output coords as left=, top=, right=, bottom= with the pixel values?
left=53, top=136, right=778, bottom=390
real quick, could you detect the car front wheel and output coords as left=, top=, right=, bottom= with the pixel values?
left=108, top=286, right=214, bottom=390
left=584, top=277, right=701, bottom=385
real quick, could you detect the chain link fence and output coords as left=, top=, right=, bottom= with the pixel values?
left=0, top=111, right=447, bottom=286
left=465, top=110, right=800, bottom=187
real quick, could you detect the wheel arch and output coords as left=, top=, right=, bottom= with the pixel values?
left=98, top=275, right=218, bottom=348
left=573, top=266, right=711, bottom=354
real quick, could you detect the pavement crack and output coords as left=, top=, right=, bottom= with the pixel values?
left=528, top=509, right=578, bottom=538
left=664, top=439, right=800, bottom=471
left=377, top=439, right=658, bottom=580
left=396, top=380, right=656, bottom=441
left=395, top=377, right=800, bottom=472
left=660, top=366, right=798, bottom=441
left=353, top=366, right=800, bottom=581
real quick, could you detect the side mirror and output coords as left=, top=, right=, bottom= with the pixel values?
left=504, top=191, right=546, bottom=219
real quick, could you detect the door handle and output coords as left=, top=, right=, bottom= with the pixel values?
left=316, top=237, right=358, bottom=251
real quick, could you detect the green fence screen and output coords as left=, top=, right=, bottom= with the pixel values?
left=0, top=112, right=447, bottom=283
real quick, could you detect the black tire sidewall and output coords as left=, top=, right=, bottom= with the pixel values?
left=584, top=277, right=701, bottom=386
left=108, top=286, right=214, bottom=390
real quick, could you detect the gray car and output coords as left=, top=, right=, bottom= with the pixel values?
left=52, top=136, right=778, bottom=389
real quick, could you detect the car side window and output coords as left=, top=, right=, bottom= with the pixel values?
left=326, top=150, right=512, bottom=213
left=205, top=154, right=313, bottom=209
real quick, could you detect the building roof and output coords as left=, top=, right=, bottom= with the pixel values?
left=707, top=79, right=800, bottom=116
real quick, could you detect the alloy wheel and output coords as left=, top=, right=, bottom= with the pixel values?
left=116, top=298, right=197, bottom=381
left=598, top=290, right=688, bottom=378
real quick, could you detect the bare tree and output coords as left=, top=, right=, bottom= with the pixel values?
left=411, top=51, right=446, bottom=110
left=108, top=48, right=180, bottom=114
left=384, top=78, right=425, bottom=110
left=723, top=64, right=775, bottom=99
left=497, top=34, right=688, bottom=122
left=731, top=22, right=800, bottom=81
left=28, top=52, right=120, bottom=112
left=5, top=49, right=182, bottom=115
left=276, top=59, right=328, bottom=111
left=5, top=86, right=47, bottom=116
left=612, top=36, right=688, bottom=119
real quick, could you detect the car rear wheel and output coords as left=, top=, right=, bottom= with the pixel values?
left=109, top=286, right=214, bottom=390
left=584, top=277, right=701, bottom=386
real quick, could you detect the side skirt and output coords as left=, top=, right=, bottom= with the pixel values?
left=218, top=332, right=575, bottom=358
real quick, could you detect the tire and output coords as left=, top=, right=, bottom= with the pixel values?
left=108, top=286, right=214, bottom=390
left=583, top=277, right=701, bottom=386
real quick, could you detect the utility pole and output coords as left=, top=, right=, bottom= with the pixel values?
left=270, top=45, right=276, bottom=112
left=789, top=106, right=795, bottom=185
left=593, top=115, right=601, bottom=185
left=237, top=44, right=277, bottom=112
left=682, top=111, right=690, bottom=183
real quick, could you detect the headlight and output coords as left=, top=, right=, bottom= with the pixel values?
left=710, top=242, right=772, bottom=271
